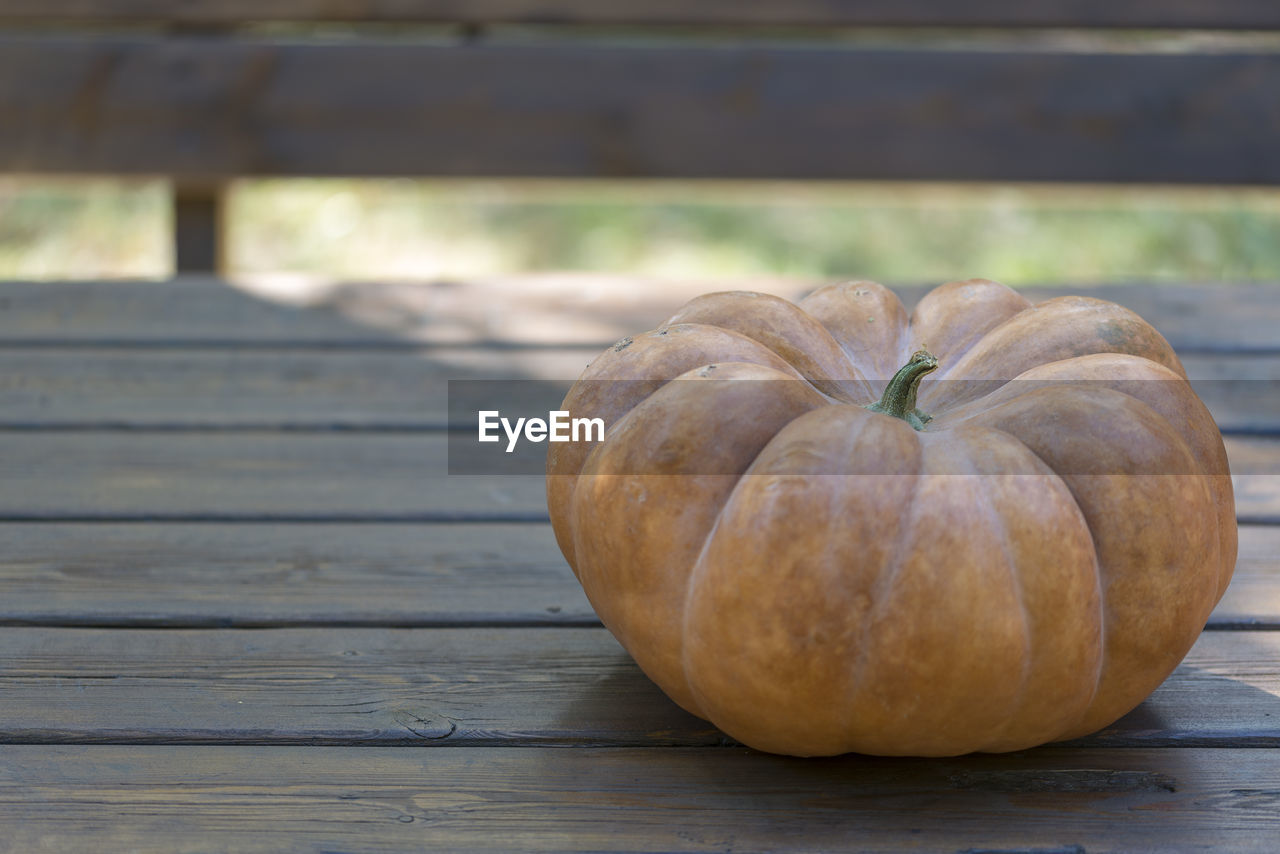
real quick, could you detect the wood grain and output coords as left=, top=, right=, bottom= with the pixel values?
left=0, top=626, right=713, bottom=746
left=2, top=0, right=1279, bottom=30
left=5, top=37, right=1280, bottom=183
left=0, top=522, right=592, bottom=627
left=0, top=432, right=1270, bottom=519
left=9, top=745, right=1280, bottom=853
left=0, top=627, right=1276, bottom=748
left=0, top=277, right=1271, bottom=852
left=0, top=522, right=1273, bottom=629
left=1, top=278, right=1276, bottom=353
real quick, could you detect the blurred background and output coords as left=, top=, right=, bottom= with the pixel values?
left=3, top=175, right=1278, bottom=285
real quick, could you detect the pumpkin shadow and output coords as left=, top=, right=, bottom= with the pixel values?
left=1069, top=656, right=1280, bottom=749
left=552, top=641, right=726, bottom=747
left=542, top=654, right=1280, bottom=851
left=555, top=640, right=1280, bottom=753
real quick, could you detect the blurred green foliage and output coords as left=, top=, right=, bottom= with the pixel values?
left=0, top=178, right=167, bottom=279
left=2, top=176, right=1278, bottom=284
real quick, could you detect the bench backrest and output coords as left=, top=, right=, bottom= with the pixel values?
left=2, top=2, right=1278, bottom=270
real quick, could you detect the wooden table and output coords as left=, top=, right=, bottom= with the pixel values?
left=1, top=276, right=1278, bottom=852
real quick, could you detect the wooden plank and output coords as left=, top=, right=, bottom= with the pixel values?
left=0, top=627, right=711, bottom=745
left=0, top=348, right=586, bottom=429
left=0, top=523, right=592, bottom=627
left=1225, top=440, right=1280, bottom=522
left=1214, top=525, right=1280, bottom=628
left=2, top=0, right=1279, bottom=30
left=1230, top=478, right=1280, bottom=523
left=0, top=347, right=1271, bottom=433
left=0, top=433, right=546, bottom=520
left=0, top=277, right=421, bottom=347
left=1184, top=354, right=1280, bottom=435
left=4, top=37, right=1280, bottom=184
left=0, top=627, right=1276, bottom=748
left=0, top=432, right=1271, bottom=519
left=0, top=278, right=1275, bottom=353
left=0, top=523, right=1271, bottom=629
left=0, top=521, right=1266, bottom=628
left=1063, top=283, right=1280, bottom=355
left=8, top=746, right=1280, bottom=854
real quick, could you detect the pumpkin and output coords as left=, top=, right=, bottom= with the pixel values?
left=546, top=279, right=1235, bottom=757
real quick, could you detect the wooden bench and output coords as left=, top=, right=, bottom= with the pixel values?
left=2, top=4, right=1280, bottom=852
left=3, top=2, right=1280, bottom=270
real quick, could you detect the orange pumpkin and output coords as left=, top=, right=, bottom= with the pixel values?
left=546, top=279, right=1235, bottom=757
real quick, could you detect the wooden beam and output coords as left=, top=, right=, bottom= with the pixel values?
left=0, top=1, right=1278, bottom=30
left=2, top=36, right=1280, bottom=184
left=172, top=183, right=224, bottom=274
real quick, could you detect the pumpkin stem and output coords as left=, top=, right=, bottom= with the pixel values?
left=865, top=349, right=938, bottom=430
